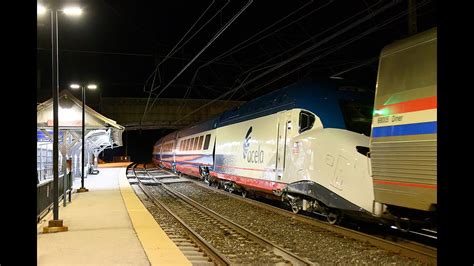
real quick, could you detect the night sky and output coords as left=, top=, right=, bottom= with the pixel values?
left=36, top=0, right=436, bottom=161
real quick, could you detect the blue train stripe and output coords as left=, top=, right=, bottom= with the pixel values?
left=372, top=121, right=437, bottom=137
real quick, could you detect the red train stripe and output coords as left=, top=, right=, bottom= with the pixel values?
left=375, top=96, right=437, bottom=115
left=210, top=171, right=287, bottom=192
left=215, top=165, right=267, bottom=172
left=373, top=179, right=437, bottom=189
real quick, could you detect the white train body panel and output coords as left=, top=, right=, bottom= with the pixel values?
left=211, top=108, right=374, bottom=214
left=213, top=109, right=322, bottom=191
left=286, top=128, right=374, bottom=213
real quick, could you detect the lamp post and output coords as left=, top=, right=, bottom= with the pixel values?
left=70, top=83, right=97, bottom=193
left=38, top=2, right=82, bottom=232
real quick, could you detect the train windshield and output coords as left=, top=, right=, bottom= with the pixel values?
left=339, top=100, right=372, bottom=136
left=299, top=111, right=316, bottom=133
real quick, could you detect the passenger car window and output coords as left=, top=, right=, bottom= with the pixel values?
left=198, top=136, right=204, bottom=150
left=203, top=134, right=211, bottom=150
left=193, top=137, right=198, bottom=150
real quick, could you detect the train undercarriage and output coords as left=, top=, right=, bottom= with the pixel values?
left=195, top=168, right=375, bottom=225
left=164, top=163, right=436, bottom=233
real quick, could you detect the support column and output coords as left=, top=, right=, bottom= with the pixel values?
left=44, top=5, right=68, bottom=233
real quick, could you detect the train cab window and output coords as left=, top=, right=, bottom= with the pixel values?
left=299, top=111, right=315, bottom=133
left=339, top=100, right=372, bottom=136
left=197, top=136, right=204, bottom=150
left=203, top=134, right=211, bottom=150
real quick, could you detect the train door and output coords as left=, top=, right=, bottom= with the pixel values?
left=275, top=112, right=291, bottom=181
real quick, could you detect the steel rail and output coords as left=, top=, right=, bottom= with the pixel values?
left=139, top=165, right=313, bottom=265
left=131, top=164, right=230, bottom=265
left=173, top=171, right=437, bottom=265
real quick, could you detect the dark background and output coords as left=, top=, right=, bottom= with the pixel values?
left=36, top=0, right=436, bottom=162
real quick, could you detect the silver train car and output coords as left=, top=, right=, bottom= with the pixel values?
left=370, top=28, right=437, bottom=230
left=153, top=80, right=376, bottom=224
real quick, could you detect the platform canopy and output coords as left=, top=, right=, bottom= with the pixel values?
left=37, top=89, right=125, bottom=177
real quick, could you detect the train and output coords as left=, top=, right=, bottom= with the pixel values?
left=152, top=27, right=437, bottom=230
left=152, top=79, right=376, bottom=224
left=370, top=27, right=437, bottom=230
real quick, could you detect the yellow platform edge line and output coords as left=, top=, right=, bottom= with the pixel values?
left=118, top=169, right=192, bottom=266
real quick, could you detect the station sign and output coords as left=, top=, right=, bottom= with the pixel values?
left=37, top=130, right=64, bottom=143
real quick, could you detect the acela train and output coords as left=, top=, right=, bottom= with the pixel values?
left=152, top=28, right=438, bottom=230
left=153, top=79, right=375, bottom=224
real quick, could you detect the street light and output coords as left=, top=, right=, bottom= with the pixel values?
left=38, top=2, right=82, bottom=232
left=70, top=83, right=98, bottom=193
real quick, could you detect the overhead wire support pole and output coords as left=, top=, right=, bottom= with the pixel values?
left=145, top=0, right=254, bottom=115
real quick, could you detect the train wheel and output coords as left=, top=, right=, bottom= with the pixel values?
left=326, top=210, right=342, bottom=225
left=241, top=190, right=247, bottom=198
left=203, top=174, right=211, bottom=185
left=291, top=204, right=300, bottom=214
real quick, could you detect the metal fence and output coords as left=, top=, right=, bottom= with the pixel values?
left=37, top=173, right=73, bottom=222
left=37, top=143, right=63, bottom=182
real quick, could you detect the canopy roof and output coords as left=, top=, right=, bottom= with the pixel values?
left=37, top=89, right=124, bottom=130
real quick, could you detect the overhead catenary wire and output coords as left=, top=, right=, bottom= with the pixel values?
left=235, top=0, right=431, bottom=100
left=171, top=0, right=429, bottom=125
left=213, top=0, right=402, bottom=100
left=178, top=0, right=330, bottom=110
left=142, top=0, right=217, bottom=91
left=140, top=0, right=218, bottom=125
left=329, top=56, right=379, bottom=78
left=142, top=0, right=227, bottom=95
left=233, top=0, right=380, bottom=79
left=142, top=0, right=254, bottom=122
left=212, top=0, right=383, bottom=103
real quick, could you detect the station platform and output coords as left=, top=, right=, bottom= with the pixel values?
left=37, top=164, right=191, bottom=265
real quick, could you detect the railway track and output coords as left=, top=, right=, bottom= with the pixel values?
left=130, top=164, right=313, bottom=265
left=138, top=164, right=437, bottom=265
left=131, top=166, right=227, bottom=265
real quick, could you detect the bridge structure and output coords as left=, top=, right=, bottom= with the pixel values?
left=100, top=97, right=244, bottom=130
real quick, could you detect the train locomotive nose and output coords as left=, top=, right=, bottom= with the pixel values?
left=282, top=128, right=377, bottom=223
